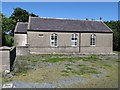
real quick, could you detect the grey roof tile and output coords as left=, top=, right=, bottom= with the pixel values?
left=15, top=17, right=112, bottom=33
left=14, top=22, right=28, bottom=33
left=28, top=17, right=112, bottom=33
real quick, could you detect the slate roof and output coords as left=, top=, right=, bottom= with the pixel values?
left=15, top=17, right=112, bottom=33
left=14, top=22, right=28, bottom=33
left=28, top=17, right=112, bottom=33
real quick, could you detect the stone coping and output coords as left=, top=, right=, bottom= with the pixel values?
left=0, top=46, right=15, bottom=51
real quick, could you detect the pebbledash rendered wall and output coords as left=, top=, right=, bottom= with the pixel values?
left=14, top=31, right=113, bottom=55
left=28, top=31, right=80, bottom=54
left=80, top=33, right=113, bottom=54
left=14, top=33, right=27, bottom=46
left=0, top=46, right=16, bottom=72
left=14, top=33, right=29, bottom=55
left=27, top=31, right=113, bottom=54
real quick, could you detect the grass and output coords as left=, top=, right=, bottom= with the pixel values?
left=73, top=65, right=99, bottom=75
left=82, top=55, right=102, bottom=62
left=2, top=54, right=118, bottom=88
left=44, top=57, right=80, bottom=63
left=17, top=54, right=102, bottom=63
left=14, top=60, right=28, bottom=75
left=61, top=63, right=100, bottom=77
left=113, top=51, right=120, bottom=54
left=43, top=54, right=102, bottom=63
left=13, top=54, right=112, bottom=76
left=0, top=77, right=2, bottom=83
left=103, top=64, right=112, bottom=68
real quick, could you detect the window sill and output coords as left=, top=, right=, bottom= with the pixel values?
left=50, top=46, right=58, bottom=48
left=90, top=45, right=96, bottom=47
left=71, top=46, right=78, bottom=47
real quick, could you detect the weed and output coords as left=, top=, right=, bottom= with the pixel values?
left=106, top=75, right=110, bottom=77
left=14, top=61, right=28, bottom=75
left=61, top=70, right=69, bottom=73
left=103, top=64, right=112, bottom=68
left=66, top=67, right=72, bottom=71
left=61, top=73, right=69, bottom=76
left=2, top=77, right=12, bottom=83
left=77, top=64, right=86, bottom=68
left=82, top=55, right=101, bottom=62
left=75, top=64, right=99, bottom=75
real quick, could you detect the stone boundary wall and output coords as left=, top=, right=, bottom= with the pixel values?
left=0, top=46, right=16, bottom=72
left=16, top=46, right=29, bottom=56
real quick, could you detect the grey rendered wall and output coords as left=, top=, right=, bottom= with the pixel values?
left=0, top=46, right=16, bottom=72
left=16, top=46, right=29, bottom=56
left=28, top=31, right=80, bottom=54
left=80, top=33, right=113, bottom=54
left=0, top=49, right=10, bottom=71
left=0, top=34, right=2, bottom=46
left=14, top=34, right=27, bottom=46
left=14, top=33, right=29, bottom=55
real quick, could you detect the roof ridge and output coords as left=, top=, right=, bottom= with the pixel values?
left=30, top=16, right=100, bottom=22
left=101, top=21, right=113, bottom=32
left=17, top=22, right=28, bottom=24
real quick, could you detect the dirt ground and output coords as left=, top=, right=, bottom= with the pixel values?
left=2, top=54, right=119, bottom=88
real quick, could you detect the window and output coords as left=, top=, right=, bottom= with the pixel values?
left=39, top=34, right=44, bottom=37
left=90, top=34, right=96, bottom=46
left=50, top=33, right=57, bottom=47
left=71, top=33, right=77, bottom=46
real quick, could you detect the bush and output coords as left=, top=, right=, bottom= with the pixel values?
left=4, top=35, right=14, bottom=47
left=113, top=30, right=120, bottom=51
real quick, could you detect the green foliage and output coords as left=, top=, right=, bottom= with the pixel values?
left=113, top=29, right=120, bottom=51
left=4, top=35, right=14, bottom=46
left=0, top=30, right=2, bottom=46
left=10, top=8, right=38, bottom=22
left=10, top=8, right=29, bottom=22
left=104, top=21, right=120, bottom=51
left=2, top=17, right=16, bottom=32
left=1, top=8, right=38, bottom=46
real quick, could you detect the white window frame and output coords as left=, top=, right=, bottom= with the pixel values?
left=90, top=33, right=96, bottom=46
left=50, top=33, right=57, bottom=47
left=71, top=33, right=77, bottom=47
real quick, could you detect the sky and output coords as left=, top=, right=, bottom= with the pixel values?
left=2, top=2, right=118, bottom=21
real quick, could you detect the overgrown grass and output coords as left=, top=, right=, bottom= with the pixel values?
left=43, top=55, right=102, bottom=63
left=77, top=67, right=99, bottom=75
left=82, top=55, right=102, bottom=62
left=3, top=54, right=117, bottom=86
left=16, top=54, right=102, bottom=77
left=0, top=77, right=2, bottom=83
left=113, top=51, right=120, bottom=54
left=17, top=54, right=102, bottom=63
left=61, top=63, right=100, bottom=77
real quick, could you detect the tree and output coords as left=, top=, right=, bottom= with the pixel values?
left=2, top=16, right=16, bottom=32
left=1, top=8, right=38, bottom=46
left=30, top=13, right=38, bottom=17
left=104, top=21, right=120, bottom=51
left=10, top=8, right=38, bottom=22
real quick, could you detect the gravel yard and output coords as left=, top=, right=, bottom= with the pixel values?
left=2, top=54, right=119, bottom=88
